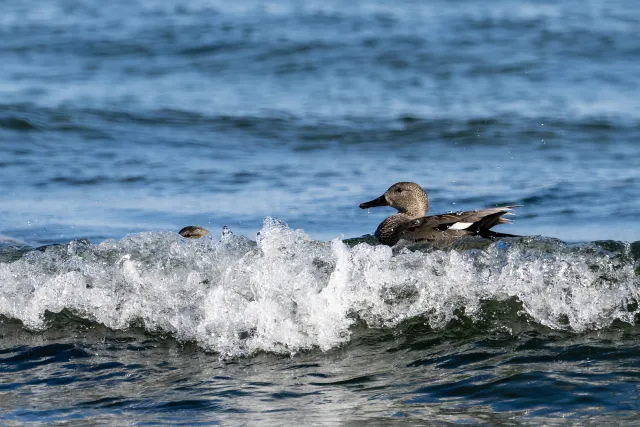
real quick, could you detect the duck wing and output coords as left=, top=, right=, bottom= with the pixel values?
left=444, top=206, right=521, bottom=231
left=399, top=206, right=520, bottom=242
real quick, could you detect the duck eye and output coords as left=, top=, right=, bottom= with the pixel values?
left=396, top=188, right=403, bottom=193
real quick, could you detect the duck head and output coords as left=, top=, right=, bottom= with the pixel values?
left=359, top=182, right=428, bottom=217
left=179, top=226, right=211, bottom=239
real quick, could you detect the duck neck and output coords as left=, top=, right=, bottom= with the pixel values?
left=401, top=201, right=428, bottom=219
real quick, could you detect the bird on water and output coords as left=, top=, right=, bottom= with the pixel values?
left=178, top=226, right=211, bottom=239
left=359, top=182, right=520, bottom=246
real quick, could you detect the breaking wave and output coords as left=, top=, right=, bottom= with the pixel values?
left=1, top=218, right=638, bottom=357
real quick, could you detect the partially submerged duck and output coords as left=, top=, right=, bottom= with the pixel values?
left=179, top=226, right=211, bottom=239
left=360, top=182, right=520, bottom=245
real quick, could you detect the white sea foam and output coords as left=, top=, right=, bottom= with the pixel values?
left=0, top=218, right=638, bottom=357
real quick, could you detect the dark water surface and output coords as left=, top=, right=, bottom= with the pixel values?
left=1, top=0, right=640, bottom=425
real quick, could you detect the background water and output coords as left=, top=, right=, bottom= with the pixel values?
left=1, top=0, right=639, bottom=425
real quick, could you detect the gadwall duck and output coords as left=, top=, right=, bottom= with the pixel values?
left=179, top=226, right=211, bottom=239
left=359, top=182, right=520, bottom=245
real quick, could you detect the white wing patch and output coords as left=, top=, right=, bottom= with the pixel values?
left=449, top=222, right=473, bottom=230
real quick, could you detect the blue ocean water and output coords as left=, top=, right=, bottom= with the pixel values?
left=1, top=0, right=639, bottom=424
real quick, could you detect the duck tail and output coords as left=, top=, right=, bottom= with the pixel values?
left=468, top=206, right=521, bottom=238
left=480, top=229, right=521, bottom=238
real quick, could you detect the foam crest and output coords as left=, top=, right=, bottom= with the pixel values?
left=0, top=219, right=638, bottom=357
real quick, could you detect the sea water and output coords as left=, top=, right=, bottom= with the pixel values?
left=1, top=0, right=639, bottom=424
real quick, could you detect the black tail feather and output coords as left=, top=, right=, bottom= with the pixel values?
left=469, top=211, right=520, bottom=239
left=480, top=229, right=521, bottom=238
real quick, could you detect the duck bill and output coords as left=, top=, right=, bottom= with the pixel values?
left=359, top=195, right=389, bottom=209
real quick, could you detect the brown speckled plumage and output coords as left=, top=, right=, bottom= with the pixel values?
left=179, top=226, right=211, bottom=239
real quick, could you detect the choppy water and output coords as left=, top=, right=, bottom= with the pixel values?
left=1, top=0, right=640, bottom=424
